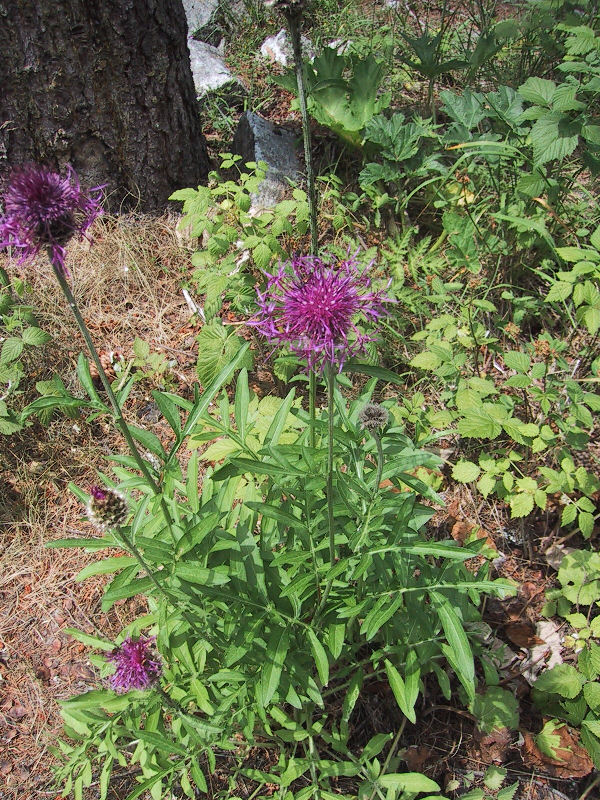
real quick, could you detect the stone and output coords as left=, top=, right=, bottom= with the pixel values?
left=260, top=28, right=315, bottom=67
left=188, top=39, right=244, bottom=99
left=182, top=0, right=219, bottom=36
left=232, top=112, right=300, bottom=211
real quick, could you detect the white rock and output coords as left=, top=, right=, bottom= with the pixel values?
left=188, top=39, right=242, bottom=97
left=182, top=0, right=219, bottom=36
left=260, top=28, right=315, bottom=66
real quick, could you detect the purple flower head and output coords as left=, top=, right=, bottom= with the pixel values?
left=0, top=164, right=104, bottom=273
left=106, top=635, right=161, bottom=693
left=250, top=253, right=390, bottom=372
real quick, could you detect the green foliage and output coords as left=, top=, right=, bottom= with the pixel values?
left=170, top=155, right=309, bottom=321
left=534, top=548, right=600, bottom=768
left=53, top=366, right=514, bottom=799
left=275, top=47, right=390, bottom=147
left=0, top=277, right=52, bottom=434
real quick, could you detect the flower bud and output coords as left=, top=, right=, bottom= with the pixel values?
left=358, top=403, right=389, bottom=432
left=86, top=486, right=128, bottom=531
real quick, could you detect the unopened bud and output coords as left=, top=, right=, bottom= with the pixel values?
left=358, top=403, right=389, bottom=432
left=86, top=486, right=129, bottom=531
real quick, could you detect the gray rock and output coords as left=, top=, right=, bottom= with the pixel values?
left=232, top=112, right=300, bottom=211
left=260, top=28, right=314, bottom=67
left=188, top=39, right=244, bottom=98
left=182, top=0, right=219, bottom=36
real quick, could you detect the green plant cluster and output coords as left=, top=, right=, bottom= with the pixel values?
left=0, top=276, right=52, bottom=433
left=532, top=550, right=600, bottom=764
left=51, top=360, right=514, bottom=800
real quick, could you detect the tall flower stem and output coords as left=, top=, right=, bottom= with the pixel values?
left=285, top=9, right=318, bottom=256
left=308, top=369, right=316, bottom=448
left=372, top=432, right=384, bottom=499
left=50, top=259, right=176, bottom=541
left=325, top=365, right=335, bottom=568
left=313, top=365, right=336, bottom=624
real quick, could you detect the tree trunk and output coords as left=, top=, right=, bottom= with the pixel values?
left=0, top=0, right=209, bottom=211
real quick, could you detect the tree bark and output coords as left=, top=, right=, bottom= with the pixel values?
left=0, top=0, right=209, bottom=211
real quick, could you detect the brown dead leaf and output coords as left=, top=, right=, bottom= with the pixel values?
left=451, top=520, right=495, bottom=549
left=521, top=727, right=593, bottom=778
left=403, top=745, right=433, bottom=771
left=35, top=665, right=51, bottom=682
left=7, top=703, right=26, bottom=720
left=505, top=622, right=545, bottom=649
left=473, top=726, right=512, bottom=764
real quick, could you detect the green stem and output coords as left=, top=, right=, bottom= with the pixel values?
left=0, top=266, right=11, bottom=289
left=326, top=366, right=335, bottom=567
left=114, top=526, right=205, bottom=636
left=309, top=369, right=316, bottom=448
left=285, top=9, right=318, bottom=257
left=50, top=259, right=177, bottom=542
left=313, top=366, right=336, bottom=624
left=372, top=432, right=384, bottom=499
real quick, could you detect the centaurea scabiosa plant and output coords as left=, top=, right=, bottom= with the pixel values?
left=0, top=164, right=103, bottom=274
left=107, top=636, right=162, bottom=693
left=251, top=250, right=390, bottom=607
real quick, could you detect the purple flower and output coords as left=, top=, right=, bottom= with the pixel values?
left=106, top=636, right=161, bottom=692
left=250, top=253, right=389, bottom=372
left=0, top=164, right=104, bottom=273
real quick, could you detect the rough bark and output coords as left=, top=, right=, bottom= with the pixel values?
left=0, top=0, right=209, bottom=211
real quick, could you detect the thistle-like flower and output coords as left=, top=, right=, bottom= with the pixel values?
left=86, top=486, right=129, bottom=531
left=250, top=253, right=389, bottom=372
left=0, top=164, right=104, bottom=273
left=106, top=636, right=161, bottom=692
left=358, top=403, right=389, bottom=432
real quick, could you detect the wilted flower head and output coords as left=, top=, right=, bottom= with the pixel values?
left=358, top=403, right=389, bottom=432
left=250, top=253, right=389, bottom=372
left=86, top=486, right=128, bottom=531
left=264, top=0, right=306, bottom=14
left=0, top=164, right=104, bottom=273
left=106, top=636, right=161, bottom=692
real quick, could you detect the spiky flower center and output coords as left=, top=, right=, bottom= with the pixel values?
left=251, top=253, right=389, bottom=372
left=107, top=636, right=161, bottom=693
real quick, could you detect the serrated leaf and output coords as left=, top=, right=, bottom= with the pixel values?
left=503, top=351, right=531, bottom=372
left=0, top=337, right=23, bottom=365
left=477, top=473, right=496, bottom=498
left=509, top=492, right=534, bottom=518
left=457, top=410, right=502, bottom=439
left=452, top=460, right=481, bottom=483
left=546, top=281, right=573, bottom=302
left=196, top=322, right=253, bottom=387
left=410, top=350, right=442, bottom=370
left=518, top=77, right=556, bottom=106
left=534, top=664, right=585, bottom=698
left=22, top=326, right=52, bottom=346
left=529, top=112, right=579, bottom=165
